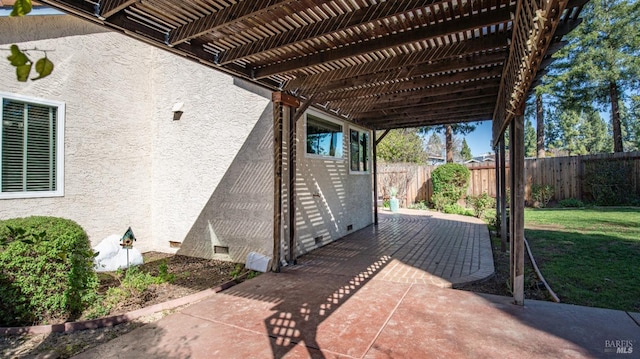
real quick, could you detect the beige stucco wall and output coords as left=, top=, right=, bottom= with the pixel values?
left=0, top=15, right=155, bottom=250
left=290, top=108, right=374, bottom=257
left=0, top=14, right=373, bottom=262
left=149, top=59, right=272, bottom=258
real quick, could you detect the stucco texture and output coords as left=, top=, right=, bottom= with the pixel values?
left=0, top=15, right=154, bottom=250
left=1, top=14, right=373, bottom=263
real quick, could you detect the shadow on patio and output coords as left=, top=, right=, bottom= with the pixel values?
left=215, top=210, right=494, bottom=358
left=73, top=210, right=639, bottom=358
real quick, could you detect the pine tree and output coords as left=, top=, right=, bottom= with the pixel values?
left=524, top=119, right=537, bottom=157
left=421, top=123, right=477, bottom=163
left=425, top=132, right=444, bottom=158
left=460, top=139, right=473, bottom=161
left=548, top=0, right=640, bottom=152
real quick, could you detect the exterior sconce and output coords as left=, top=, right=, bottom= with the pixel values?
left=172, top=102, right=184, bottom=121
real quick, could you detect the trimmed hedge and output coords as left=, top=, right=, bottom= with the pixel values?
left=431, top=163, right=471, bottom=210
left=0, top=216, right=99, bottom=326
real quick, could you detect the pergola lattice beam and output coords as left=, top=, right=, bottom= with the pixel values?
left=218, top=0, right=446, bottom=65
left=253, top=7, right=512, bottom=79
left=168, top=0, right=293, bottom=46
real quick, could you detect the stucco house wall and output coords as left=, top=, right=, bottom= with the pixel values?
left=289, top=108, right=374, bottom=257
left=1, top=13, right=374, bottom=263
left=0, top=15, right=155, bottom=250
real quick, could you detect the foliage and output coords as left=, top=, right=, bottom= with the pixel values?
left=407, top=201, right=430, bottom=210
left=531, top=184, right=554, bottom=208
left=558, top=198, right=585, bottom=208
left=442, top=204, right=474, bottom=217
left=376, top=128, right=428, bottom=163
left=389, top=186, right=398, bottom=197
left=524, top=119, right=537, bottom=157
left=10, top=0, right=32, bottom=16
left=583, top=159, right=638, bottom=205
left=467, top=192, right=495, bottom=218
left=6, top=0, right=55, bottom=82
left=460, top=139, right=473, bottom=161
left=382, top=199, right=390, bottom=209
left=545, top=0, right=640, bottom=153
left=425, top=132, right=444, bottom=158
left=431, top=163, right=470, bottom=209
left=86, top=265, right=172, bottom=319
left=525, top=208, right=640, bottom=312
left=421, top=124, right=477, bottom=163
left=0, top=217, right=99, bottom=326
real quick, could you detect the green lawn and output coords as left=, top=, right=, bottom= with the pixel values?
left=524, top=207, right=640, bottom=312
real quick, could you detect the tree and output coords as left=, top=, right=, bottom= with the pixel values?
left=376, top=128, right=427, bottom=163
left=548, top=0, right=640, bottom=152
left=425, top=132, right=444, bottom=158
left=421, top=123, right=477, bottom=163
left=536, top=93, right=545, bottom=157
left=524, top=119, right=537, bottom=157
left=579, top=110, right=610, bottom=154
left=460, top=139, right=472, bottom=161
left=5, top=0, right=55, bottom=82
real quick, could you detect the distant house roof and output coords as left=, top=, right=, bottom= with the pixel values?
left=465, top=153, right=496, bottom=164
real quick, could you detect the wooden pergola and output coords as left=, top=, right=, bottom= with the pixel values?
left=39, top=0, right=586, bottom=305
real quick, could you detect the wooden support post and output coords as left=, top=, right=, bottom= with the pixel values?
left=373, top=130, right=379, bottom=225
left=272, top=99, right=283, bottom=272
left=510, top=117, right=525, bottom=305
left=288, top=106, right=296, bottom=266
left=495, top=144, right=501, bottom=238
left=499, top=134, right=507, bottom=252
left=272, top=91, right=301, bottom=271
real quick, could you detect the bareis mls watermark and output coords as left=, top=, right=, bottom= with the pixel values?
left=604, top=340, right=634, bottom=354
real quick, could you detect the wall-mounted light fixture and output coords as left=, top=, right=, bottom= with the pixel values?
left=172, top=102, right=184, bottom=121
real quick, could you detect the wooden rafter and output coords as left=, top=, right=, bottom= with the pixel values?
left=317, top=66, right=503, bottom=103
left=253, top=7, right=512, bottom=79
left=493, top=0, right=571, bottom=142
left=218, top=0, right=447, bottom=65
left=36, top=0, right=583, bottom=137
left=98, top=0, right=139, bottom=19
left=303, top=51, right=507, bottom=94
left=285, top=34, right=508, bottom=92
left=168, top=0, right=293, bottom=46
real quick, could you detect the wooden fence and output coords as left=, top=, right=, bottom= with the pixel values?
left=378, top=151, right=640, bottom=207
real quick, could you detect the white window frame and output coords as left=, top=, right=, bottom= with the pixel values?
left=0, top=92, right=65, bottom=199
left=348, top=126, right=371, bottom=174
left=304, top=110, right=344, bottom=160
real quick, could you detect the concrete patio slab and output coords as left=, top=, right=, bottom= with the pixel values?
left=73, top=212, right=639, bottom=358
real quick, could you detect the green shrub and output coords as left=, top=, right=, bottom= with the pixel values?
left=407, top=201, right=429, bottom=210
left=531, top=184, right=554, bottom=208
left=443, top=204, right=474, bottom=216
left=0, top=216, right=99, bottom=326
left=468, top=192, right=495, bottom=218
left=431, top=163, right=470, bottom=209
left=559, top=198, right=584, bottom=208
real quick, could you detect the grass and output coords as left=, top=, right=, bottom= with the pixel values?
left=524, top=207, right=640, bottom=312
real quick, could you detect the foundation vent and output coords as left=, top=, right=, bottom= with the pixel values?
left=347, top=224, right=353, bottom=231
left=214, top=245, right=230, bottom=254
left=314, top=236, right=323, bottom=245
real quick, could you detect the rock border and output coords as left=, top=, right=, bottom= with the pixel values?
left=0, top=279, right=239, bottom=336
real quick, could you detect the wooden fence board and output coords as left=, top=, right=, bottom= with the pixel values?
left=378, top=151, right=640, bottom=205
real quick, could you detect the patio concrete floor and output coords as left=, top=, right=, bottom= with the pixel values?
left=74, top=211, right=639, bottom=358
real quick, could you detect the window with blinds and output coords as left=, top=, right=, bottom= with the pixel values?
left=1, top=94, right=64, bottom=198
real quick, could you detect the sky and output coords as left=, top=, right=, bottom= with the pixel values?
left=463, top=121, right=494, bottom=156
left=422, top=120, right=495, bottom=157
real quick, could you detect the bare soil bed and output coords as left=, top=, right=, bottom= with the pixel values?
left=456, top=230, right=550, bottom=302
left=1, top=252, right=243, bottom=358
